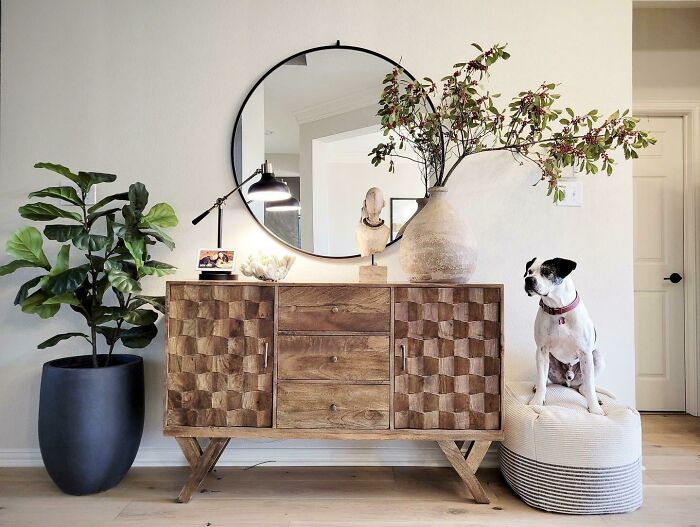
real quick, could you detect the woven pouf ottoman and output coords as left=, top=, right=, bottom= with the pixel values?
left=499, top=381, right=642, bottom=514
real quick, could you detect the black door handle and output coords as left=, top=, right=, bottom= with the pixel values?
left=664, top=273, right=683, bottom=284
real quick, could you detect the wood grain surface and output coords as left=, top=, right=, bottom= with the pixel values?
left=277, top=335, right=389, bottom=381
left=278, top=286, right=391, bottom=332
left=276, top=382, right=390, bottom=429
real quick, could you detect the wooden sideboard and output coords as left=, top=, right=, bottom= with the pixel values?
left=165, top=281, right=504, bottom=503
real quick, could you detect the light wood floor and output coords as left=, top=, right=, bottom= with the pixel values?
left=0, top=414, right=697, bottom=526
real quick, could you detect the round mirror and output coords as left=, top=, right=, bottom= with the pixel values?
left=231, top=44, right=435, bottom=259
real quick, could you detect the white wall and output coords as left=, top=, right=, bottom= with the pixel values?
left=0, top=0, right=634, bottom=467
left=633, top=7, right=700, bottom=100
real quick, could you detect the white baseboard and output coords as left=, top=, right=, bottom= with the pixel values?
left=0, top=445, right=499, bottom=468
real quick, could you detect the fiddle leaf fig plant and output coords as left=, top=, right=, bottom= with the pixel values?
left=370, top=43, right=655, bottom=202
left=0, top=163, right=178, bottom=367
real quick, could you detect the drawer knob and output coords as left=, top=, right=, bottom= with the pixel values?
left=330, top=356, right=338, bottom=363
left=330, top=306, right=339, bottom=313
left=329, top=403, right=338, bottom=412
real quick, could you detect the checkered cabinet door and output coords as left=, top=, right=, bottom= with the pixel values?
left=394, top=286, right=501, bottom=430
left=166, top=285, right=274, bottom=427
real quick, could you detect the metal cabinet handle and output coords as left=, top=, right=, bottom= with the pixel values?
left=401, top=344, right=406, bottom=371
left=264, top=342, right=269, bottom=369
left=330, top=355, right=338, bottom=363
left=329, top=403, right=338, bottom=412
left=330, top=306, right=339, bottom=313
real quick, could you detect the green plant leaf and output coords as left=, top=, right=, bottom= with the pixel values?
left=123, top=308, right=158, bottom=326
left=0, top=259, right=39, bottom=276
left=120, top=323, right=157, bottom=348
left=52, top=245, right=70, bottom=275
left=14, top=276, right=42, bottom=305
left=28, top=186, right=82, bottom=206
left=20, top=290, right=60, bottom=318
left=19, top=202, right=82, bottom=222
left=143, top=227, right=175, bottom=250
left=107, top=270, right=142, bottom=293
left=139, top=203, right=178, bottom=228
left=37, top=332, right=90, bottom=349
left=82, top=171, right=117, bottom=186
left=128, top=182, right=149, bottom=214
left=92, top=306, right=127, bottom=324
left=72, top=232, right=109, bottom=251
left=6, top=227, right=50, bottom=269
left=43, top=293, right=80, bottom=305
left=34, top=162, right=91, bottom=192
left=45, top=265, right=89, bottom=295
left=87, top=192, right=128, bottom=213
left=95, top=325, right=123, bottom=346
left=44, top=224, right=84, bottom=242
left=87, top=207, right=120, bottom=226
left=132, top=295, right=165, bottom=314
left=141, top=260, right=176, bottom=277
left=124, top=237, right=145, bottom=269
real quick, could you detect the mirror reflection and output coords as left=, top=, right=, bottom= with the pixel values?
left=232, top=47, right=428, bottom=258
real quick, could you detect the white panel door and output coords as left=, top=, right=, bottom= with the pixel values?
left=633, top=116, right=685, bottom=411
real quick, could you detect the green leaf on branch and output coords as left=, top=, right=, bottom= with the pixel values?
left=95, top=325, right=123, bottom=346
left=72, top=232, right=109, bottom=251
left=14, top=276, right=42, bottom=305
left=44, top=224, right=84, bottom=242
left=132, top=295, right=165, bottom=314
left=20, top=290, right=60, bottom=318
left=141, top=260, right=176, bottom=277
left=28, top=186, right=82, bottom=206
left=107, top=270, right=141, bottom=293
left=121, top=323, right=157, bottom=348
left=139, top=203, right=178, bottom=228
left=19, top=202, right=82, bottom=222
left=128, top=182, right=149, bottom=214
left=34, top=163, right=91, bottom=192
left=6, top=227, right=50, bottom=269
left=87, top=192, right=128, bottom=213
left=44, top=265, right=89, bottom=295
left=143, top=227, right=175, bottom=250
left=0, top=259, right=40, bottom=276
left=123, top=308, right=158, bottom=326
left=43, top=293, right=80, bottom=306
left=92, top=306, right=127, bottom=324
left=37, top=332, right=90, bottom=349
left=124, top=237, right=145, bottom=269
left=81, top=171, right=116, bottom=186
left=87, top=207, right=120, bottom=226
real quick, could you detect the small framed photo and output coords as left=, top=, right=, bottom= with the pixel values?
left=196, top=248, right=236, bottom=272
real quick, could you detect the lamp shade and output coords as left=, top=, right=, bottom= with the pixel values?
left=247, top=161, right=290, bottom=202
left=266, top=195, right=301, bottom=212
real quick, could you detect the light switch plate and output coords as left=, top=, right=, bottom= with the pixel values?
left=557, top=179, right=583, bottom=207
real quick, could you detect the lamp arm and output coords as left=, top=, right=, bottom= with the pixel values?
left=191, top=168, right=262, bottom=225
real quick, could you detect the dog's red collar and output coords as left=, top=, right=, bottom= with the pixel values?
left=539, top=292, right=580, bottom=316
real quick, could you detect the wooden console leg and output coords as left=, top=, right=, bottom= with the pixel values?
left=177, top=438, right=230, bottom=503
left=437, top=440, right=490, bottom=504
left=465, top=440, right=491, bottom=474
left=175, top=437, right=202, bottom=469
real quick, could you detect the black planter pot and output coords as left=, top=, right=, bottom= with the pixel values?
left=38, top=354, right=144, bottom=495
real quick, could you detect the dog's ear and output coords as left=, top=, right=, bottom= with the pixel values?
left=524, top=257, right=536, bottom=277
left=552, top=258, right=577, bottom=279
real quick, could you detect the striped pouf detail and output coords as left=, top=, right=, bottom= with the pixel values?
left=500, top=382, right=643, bottom=515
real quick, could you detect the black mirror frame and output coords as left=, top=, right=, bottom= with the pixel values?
left=230, top=41, right=443, bottom=260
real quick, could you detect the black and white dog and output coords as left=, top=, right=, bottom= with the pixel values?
left=524, top=257, right=605, bottom=414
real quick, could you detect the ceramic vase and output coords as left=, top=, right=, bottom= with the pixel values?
left=399, top=186, right=477, bottom=283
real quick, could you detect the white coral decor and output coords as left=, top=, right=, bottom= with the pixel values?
left=240, top=252, right=295, bottom=282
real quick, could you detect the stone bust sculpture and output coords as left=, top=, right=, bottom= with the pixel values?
left=355, top=187, right=390, bottom=258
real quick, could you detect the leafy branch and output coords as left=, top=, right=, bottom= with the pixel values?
left=369, top=43, right=655, bottom=202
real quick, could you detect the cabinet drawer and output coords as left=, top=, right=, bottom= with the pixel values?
left=278, top=336, right=389, bottom=381
left=278, top=286, right=390, bottom=332
left=276, top=382, right=389, bottom=429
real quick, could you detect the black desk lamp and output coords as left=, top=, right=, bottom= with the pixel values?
left=192, top=161, right=290, bottom=280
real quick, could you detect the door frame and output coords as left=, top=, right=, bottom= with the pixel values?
left=633, top=101, right=700, bottom=415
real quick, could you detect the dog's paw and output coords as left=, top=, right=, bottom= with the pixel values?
left=529, top=394, right=545, bottom=406
left=588, top=404, right=605, bottom=416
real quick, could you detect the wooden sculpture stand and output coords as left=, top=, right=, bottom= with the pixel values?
left=165, top=282, right=504, bottom=504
